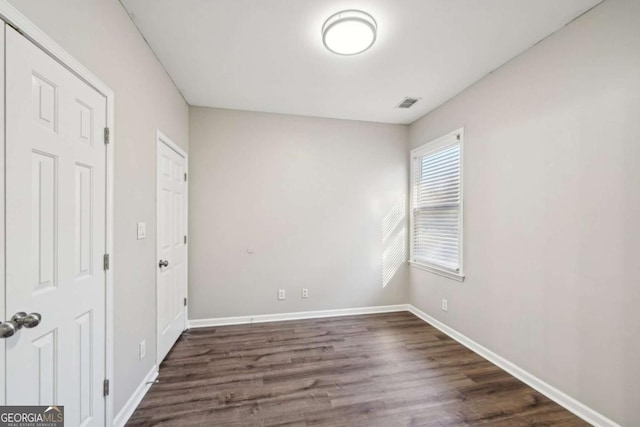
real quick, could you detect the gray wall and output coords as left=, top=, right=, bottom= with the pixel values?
left=7, top=0, right=189, bottom=414
left=408, top=0, right=639, bottom=424
left=189, top=107, right=408, bottom=319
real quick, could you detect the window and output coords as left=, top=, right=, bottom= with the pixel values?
left=410, top=129, right=464, bottom=281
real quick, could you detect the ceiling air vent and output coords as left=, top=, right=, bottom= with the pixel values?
left=397, top=97, right=420, bottom=109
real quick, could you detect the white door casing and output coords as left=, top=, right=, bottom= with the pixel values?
left=0, top=22, right=6, bottom=408
left=156, top=132, right=188, bottom=364
left=5, top=25, right=107, bottom=426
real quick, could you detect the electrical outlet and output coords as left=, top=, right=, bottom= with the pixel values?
left=139, top=340, right=146, bottom=360
left=278, top=289, right=286, bottom=300
left=441, top=299, right=448, bottom=312
left=302, top=288, right=309, bottom=299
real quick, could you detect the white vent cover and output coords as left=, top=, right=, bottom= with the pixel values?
left=397, top=97, right=420, bottom=109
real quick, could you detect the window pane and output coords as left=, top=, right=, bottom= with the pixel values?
left=415, top=145, right=460, bottom=209
left=411, top=137, right=462, bottom=274
left=413, top=208, right=459, bottom=271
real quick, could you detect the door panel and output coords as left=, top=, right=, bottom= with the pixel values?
left=32, top=330, right=56, bottom=404
left=5, top=26, right=106, bottom=426
left=31, top=152, right=57, bottom=292
left=157, top=139, right=187, bottom=362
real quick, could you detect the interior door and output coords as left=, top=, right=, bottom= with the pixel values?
left=157, top=138, right=187, bottom=363
left=4, top=26, right=107, bottom=426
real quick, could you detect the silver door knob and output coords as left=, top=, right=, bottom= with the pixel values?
left=0, top=321, right=18, bottom=339
left=11, top=312, right=42, bottom=329
left=159, top=260, right=169, bottom=268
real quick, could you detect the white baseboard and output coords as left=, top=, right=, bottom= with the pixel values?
left=113, top=364, right=158, bottom=427
left=188, top=304, right=410, bottom=328
left=407, top=305, right=621, bottom=427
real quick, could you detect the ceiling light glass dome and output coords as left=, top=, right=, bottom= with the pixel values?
left=322, top=10, right=377, bottom=56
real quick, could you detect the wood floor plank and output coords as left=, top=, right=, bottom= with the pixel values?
left=127, top=312, right=589, bottom=427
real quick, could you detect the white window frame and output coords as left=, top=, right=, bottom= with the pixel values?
left=409, top=128, right=465, bottom=282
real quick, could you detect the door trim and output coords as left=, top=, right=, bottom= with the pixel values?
left=0, top=22, right=5, bottom=409
left=0, top=2, right=116, bottom=425
left=155, top=130, right=189, bottom=366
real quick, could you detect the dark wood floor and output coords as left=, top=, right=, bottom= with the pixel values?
left=127, top=312, right=588, bottom=427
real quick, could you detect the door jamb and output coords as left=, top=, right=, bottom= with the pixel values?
left=155, top=130, right=189, bottom=367
left=0, top=22, right=5, bottom=408
left=0, top=2, right=116, bottom=425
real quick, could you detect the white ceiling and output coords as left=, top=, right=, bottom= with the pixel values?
left=121, top=0, right=600, bottom=124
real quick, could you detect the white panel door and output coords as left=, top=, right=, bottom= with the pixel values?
left=4, top=26, right=107, bottom=426
left=157, top=139, right=187, bottom=362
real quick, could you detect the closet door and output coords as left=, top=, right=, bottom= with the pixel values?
left=4, top=25, right=107, bottom=426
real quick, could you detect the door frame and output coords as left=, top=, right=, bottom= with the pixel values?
left=0, top=2, right=116, bottom=425
left=0, top=19, right=5, bottom=410
left=155, top=130, right=189, bottom=366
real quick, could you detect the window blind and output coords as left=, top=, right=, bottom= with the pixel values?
left=412, top=139, right=462, bottom=273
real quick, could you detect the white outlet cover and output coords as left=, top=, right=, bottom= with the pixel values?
left=139, top=340, right=146, bottom=360
left=137, top=222, right=147, bottom=240
left=278, top=289, right=286, bottom=300
left=302, top=288, right=309, bottom=298
left=441, top=299, right=448, bottom=312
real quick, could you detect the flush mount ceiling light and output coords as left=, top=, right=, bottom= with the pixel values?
left=322, top=10, right=377, bottom=56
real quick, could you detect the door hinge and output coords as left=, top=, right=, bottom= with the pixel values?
left=184, top=172, right=187, bottom=182
left=104, top=127, right=110, bottom=144
left=103, top=379, right=110, bottom=397
left=184, top=235, right=187, bottom=244
left=184, top=297, right=187, bottom=307
left=103, top=254, right=110, bottom=271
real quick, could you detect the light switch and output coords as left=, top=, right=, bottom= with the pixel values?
left=137, top=222, right=146, bottom=240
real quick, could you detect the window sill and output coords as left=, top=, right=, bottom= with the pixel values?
left=409, top=261, right=465, bottom=282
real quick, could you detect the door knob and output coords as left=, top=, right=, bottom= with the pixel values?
left=0, top=321, right=18, bottom=339
left=11, top=312, right=42, bottom=329
left=159, top=260, right=169, bottom=268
